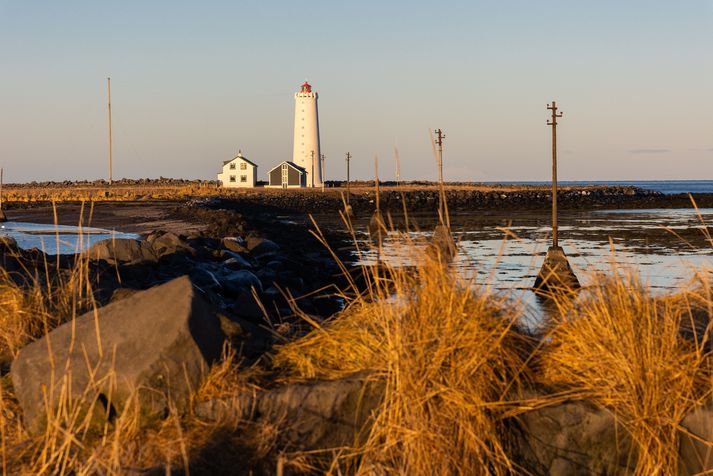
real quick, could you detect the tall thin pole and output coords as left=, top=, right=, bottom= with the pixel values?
left=107, top=77, right=113, bottom=185
left=0, top=168, right=3, bottom=210
left=394, top=146, right=401, bottom=187
left=434, top=129, right=445, bottom=184
left=547, top=101, right=563, bottom=248
left=374, top=156, right=380, bottom=213
left=321, top=154, right=325, bottom=192
left=346, top=152, right=351, bottom=204
left=434, top=128, right=446, bottom=219
left=310, top=150, right=315, bottom=188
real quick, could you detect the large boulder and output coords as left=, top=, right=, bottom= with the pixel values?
left=218, top=269, right=263, bottom=296
left=246, top=237, right=280, bottom=260
left=85, top=238, right=157, bottom=265
left=0, top=236, right=17, bottom=249
left=222, top=237, right=249, bottom=254
left=195, top=373, right=383, bottom=451
left=149, top=231, right=195, bottom=258
left=514, top=398, right=634, bottom=475
left=11, top=276, right=226, bottom=434
left=680, top=403, right=713, bottom=473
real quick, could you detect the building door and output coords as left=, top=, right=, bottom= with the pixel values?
left=281, top=164, right=288, bottom=188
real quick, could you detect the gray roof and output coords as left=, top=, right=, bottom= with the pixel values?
left=224, top=155, right=258, bottom=168
left=267, top=161, right=306, bottom=174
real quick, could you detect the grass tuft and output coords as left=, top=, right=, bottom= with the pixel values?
left=540, top=270, right=713, bottom=475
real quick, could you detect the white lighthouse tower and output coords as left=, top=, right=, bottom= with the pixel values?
left=292, top=81, right=322, bottom=187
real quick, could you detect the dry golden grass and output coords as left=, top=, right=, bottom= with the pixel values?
left=540, top=270, right=713, bottom=475
left=1, top=194, right=713, bottom=473
left=274, top=232, right=535, bottom=474
left=0, top=251, right=93, bottom=359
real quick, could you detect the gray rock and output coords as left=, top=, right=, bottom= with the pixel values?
left=195, top=373, right=383, bottom=451
left=514, top=398, right=634, bottom=475
left=230, top=289, right=265, bottom=321
left=246, top=237, right=280, bottom=259
left=680, top=403, right=713, bottom=474
left=11, top=276, right=225, bottom=434
left=265, top=260, right=283, bottom=271
left=221, top=251, right=254, bottom=270
left=222, top=237, right=249, bottom=254
left=533, top=246, right=580, bottom=293
left=150, top=231, right=194, bottom=258
left=0, top=236, right=17, bottom=249
left=109, top=287, right=139, bottom=303
left=219, top=269, right=263, bottom=295
left=85, top=238, right=157, bottom=265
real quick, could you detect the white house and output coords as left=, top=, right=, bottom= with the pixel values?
left=218, top=151, right=258, bottom=188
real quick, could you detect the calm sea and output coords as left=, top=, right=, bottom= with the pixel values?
left=486, top=180, right=713, bottom=195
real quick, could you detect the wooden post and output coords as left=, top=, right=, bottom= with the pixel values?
left=547, top=102, right=562, bottom=248
left=321, top=154, right=325, bottom=192
left=107, top=77, right=113, bottom=185
left=434, top=128, right=446, bottom=222
left=374, top=157, right=380, bottom=213
left=0, top=168, right=5, bottom=222
left=534, top=101, right=579, bottom=293
left=394, top=146, right=401, bottom=187
left=346, top=152, right=351, bottom=203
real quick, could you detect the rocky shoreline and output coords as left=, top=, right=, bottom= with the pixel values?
left=168, top=186, right=713, bottom=214
left=2, top=196, right=713, bottom=473
left=5, top=184, right=713, bottom=216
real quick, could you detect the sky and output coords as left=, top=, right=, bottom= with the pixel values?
left=0, top=0, right=711, bottom=183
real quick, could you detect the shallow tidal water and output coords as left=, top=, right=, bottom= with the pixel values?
left=312, top=208, right=713, bottom=322
left=0, top=222, right=139, bottom=255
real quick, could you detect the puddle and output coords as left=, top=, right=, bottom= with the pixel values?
left=0, top=222, right=140, bottom=255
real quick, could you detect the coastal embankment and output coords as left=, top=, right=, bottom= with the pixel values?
left=2, top=187, right=713, bottom=473
left=5, top=179, right=713, bottom=214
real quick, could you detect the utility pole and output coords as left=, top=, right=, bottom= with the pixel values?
left=310, top=150, right=315, bottom=188
left=107, top=77, right=113, bottom=185
left=0, top=168, right=4, bottom=222
left=533, top=100, right=579, bottom=293
left=394, top=146, right=401, bottom=187
left=321, top=154, right=325, bottom=192
left=434, top=129, right=445, bottom=184
left=547, top=101, right=562, bottom=248
left=346, top=152, right=351, bottom=204
left=434, top=128, right=446, bottom=218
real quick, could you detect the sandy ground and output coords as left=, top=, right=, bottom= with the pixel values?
left=3, top=202, right=206, bottom=236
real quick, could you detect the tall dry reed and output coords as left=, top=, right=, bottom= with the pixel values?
left=540, top=270, right=713, bottom=475
left=274, top=231, right=535, bottom=474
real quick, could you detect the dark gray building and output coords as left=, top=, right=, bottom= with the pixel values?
left=268, top=161, right=306, bottom=188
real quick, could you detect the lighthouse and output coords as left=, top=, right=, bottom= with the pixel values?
left=292, top=81, right=322, bottom=187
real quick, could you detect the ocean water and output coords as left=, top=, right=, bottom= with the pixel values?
left=485, top=180, right=713, bottom=195
left=346, top=207, right=713, bottom=323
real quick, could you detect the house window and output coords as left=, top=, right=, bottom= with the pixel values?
left=229, top=163, right=236, bottom=170
left=229, top=175, right=236, bottom=182
left=240, top=162, right=247, bottom=170
left=240, top=175, right=247, bottom=183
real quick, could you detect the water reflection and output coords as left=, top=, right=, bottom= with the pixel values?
left=321, top=208, right=713, bottom=321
